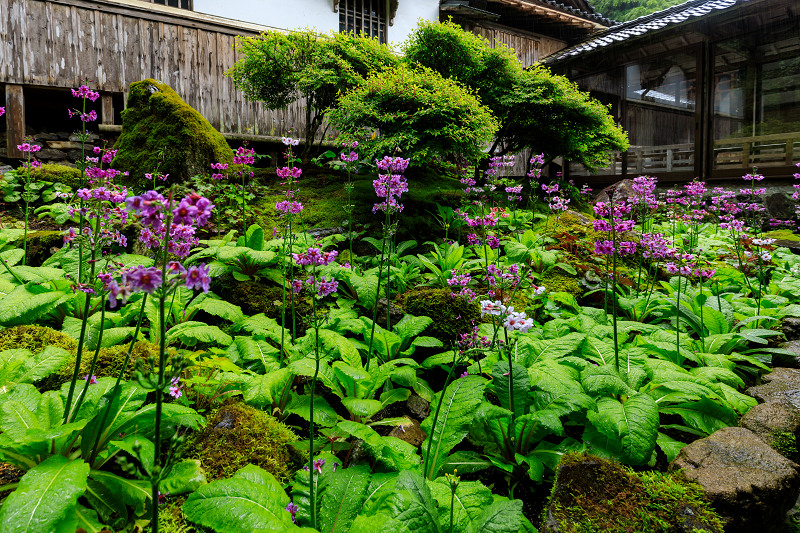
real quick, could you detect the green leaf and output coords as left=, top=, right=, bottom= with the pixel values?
left=243, top=367, right=294, bottom=409
left=393, top=470, right=441, bottom=533
left=166, top=321, right=233, bottom=347
left=466, top=499, right=524, bottom=533
left=656, top=432, right=686, bottom=463
left=492, top=360, right=530, bottom=417
left=0, top=284, right=69, bottom=327
left=182, top=464, right=293, bottom=533
left=74, top=504, right=106, bottom=533
left=287, top=394, right=340, bottom=427
left=586, top=393, right=659, bottom=465
left=0, top=400, right=42, bottom=440
left=0, top=455, right=89, bottom=533
left=337, top=420, right=419, bottom=470
left=161, top=459, right=207, bottom=495
left=581, top=365, right=636, bottom=397
left=659, top=397, right=737, bottom=436
left=319, top=464, right=371, bottom=533
left=421, top=375, right=487, bottom=480
left=227, top=336, right=280, bottom=372
left=190, top=293, right=246, bottom=323
left=518, top=332, right=585, bottom=365
left=89, top=470, right=150, bottom=514
left=342, top=397, right=383, bottom=418
left=430, top=479, right=493, bottom=532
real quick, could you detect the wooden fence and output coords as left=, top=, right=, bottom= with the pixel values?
left=0, top=0, right=320, bottom=155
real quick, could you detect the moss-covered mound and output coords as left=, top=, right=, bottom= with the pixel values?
left=0, top=325, right=76, bottom=353
left=544, top=453, right=723, bottom=533
left=400, top=288, right=480, bottom=342
left=0, top=325, right=161, bottom=391
left=185, top=401, right=302, bottom=483
left=114, top=79, right=233, bottom=186
left=34, top=163, right=84, bottom=189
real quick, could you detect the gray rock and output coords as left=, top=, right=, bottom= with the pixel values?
left=773, top=239, right=800, bottom=255
left=740, top=402, right=800, bottom=460
left=594, top=179, right=635, bottom=204
left=374, top=297, right=403, bottom=328
left=670, top=426, right=800, bottom=532
left=775, top=340, right=800, bottom=368
left=784, top=318, right=800, bottom=341
left=747, top=368, right=800, bottom=410
left=407, top=394, right=430, bottom=419
left=764, top=193, right=796, bottom=224
left=388, top=418, right=426, bottom=447
left=36, top=148, right=68, bottom=161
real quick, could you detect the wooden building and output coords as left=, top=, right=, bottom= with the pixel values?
left=0, top=0, right=609, bottom=163
left=545, top=0, right=800, bottom=184
left=442, top=0, right=611, bottom=67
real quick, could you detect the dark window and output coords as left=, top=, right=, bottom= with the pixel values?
left=339, top=0, right=386, bottom=43
left=151, top=0, right=192, bottom=10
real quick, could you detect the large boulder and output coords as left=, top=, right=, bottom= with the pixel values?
left=746, top=368, right=800, bottom=410
left=114, top=79, right=233, bottom=186
left=670, top=426, right=800, bottom=532
left=543, top=454, right=723, bottom=533
left=740, top=401, right=800, bottom=461
left=783, top=317, right=800, bottom=342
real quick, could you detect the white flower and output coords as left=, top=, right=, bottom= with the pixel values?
left=532, top=285, right=546, bottom=296
left=752, top=238, right=776, bottom=246
left=503, top=310, right=532, bottom=333
left=480, top=300, right=503, bottom=316
left=760, top=252, right=773, bottom=262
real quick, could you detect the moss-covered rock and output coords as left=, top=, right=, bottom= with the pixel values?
left=544, top=453, right=723, bottom=533
left=185, top=401, right=302, bottom=483
left=32, top=163, right=84, bottom=190
left=114, top=79, right=233, bottom=186
left=12, top=230, right=63, bottom=267
left=0, top=325, right=77, bottom=354
left=399, top=288, right=480, bottom=342
left=0, top=325, right=160, bottom=391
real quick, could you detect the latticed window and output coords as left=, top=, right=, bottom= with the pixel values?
left=150, top=0, right=192, bottom=9
left=339, top=0, right=387, bottom=43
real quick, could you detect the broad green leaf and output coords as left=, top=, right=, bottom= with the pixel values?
left=166, top=321, right=233, bottom=347
left=160, top=459, right=207, bottom=495
left=656, top=431, right=686, bottom=463
left=581, top=365, right=636, bottom=397
left=183, top=465, right=293, bottom=532
left=227, top=336, right=280, bottom=372
left=518, top=332, right=585, bottom=365
left=466, top=499, right=524, bottom=533
left=342, top=397, right=383, bottom=418
left=429, top=479, right=493, bottom=532
left=492, top=360, right=530, bottom=418
left=319, top=464, right=371, bottom=533
left=421, top=376, right=487, bottom=480
left=659, top=397, right=737, bottom=436
left=392, top=470, right=441, bottom=533
left=0, top=455, right=89, bottom=533
left=287, top=395, right=340, bottom=427
left=337, top=420, right=418, bottom=470
left=586, top=393, right=659, bottom=465
left=0, top=400, right=41, bottom=440
left=74, top=504, right=105, bottom=533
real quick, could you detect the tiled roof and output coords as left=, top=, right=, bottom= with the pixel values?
left=521, top=0, right=615, bottom=25
left=544, top=0, right=744, bottom=63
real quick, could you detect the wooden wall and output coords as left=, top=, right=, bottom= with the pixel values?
left=0, top=0, right=317, bottom=145
left=467, top=21, right=568, bottom=67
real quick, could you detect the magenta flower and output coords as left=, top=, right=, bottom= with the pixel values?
left=313, top=458, right=326, bottom=473
left=126, top=265, right=163, bottom=294
left=71, top=85, right=101, bottom=101
left=83, top=374, right=98, bottom=385
left=0, top=107, right=5, bottom=117
left=184, top=265, right=211, bottom=293
left=233, top=146, right=255, bottom=165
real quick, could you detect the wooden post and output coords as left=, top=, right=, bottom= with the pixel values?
left=6, top=84, right=25, bottom=158
left=786, top=138, right=794, bottom=166
left=101, top=94, right=114, bottom=125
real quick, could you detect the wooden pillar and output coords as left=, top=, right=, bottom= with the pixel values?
left=5, top=84, right=25, bottom=158
left=101, top=94, right=114, bottom=125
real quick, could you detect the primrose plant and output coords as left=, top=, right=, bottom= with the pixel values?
left=123, top=189, right=213, bottom=533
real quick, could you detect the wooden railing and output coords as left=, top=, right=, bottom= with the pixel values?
left=713, top=132, right=800, bottom=169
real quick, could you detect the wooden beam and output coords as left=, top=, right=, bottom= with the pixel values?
left=5, top=84, right=25, bottom=158
left=101, top=94, right=114, bottom=125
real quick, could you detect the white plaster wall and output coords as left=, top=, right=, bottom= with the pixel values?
left=192, top=0, right=439, bottom=47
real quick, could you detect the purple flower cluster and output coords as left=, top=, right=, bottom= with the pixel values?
left=304, top=276, right=339, bottom=297
left=71, top=85, right=101, bottom=101
left=527, top=153, right=544, bottom=180
left=233, top=146, right=255, bottom=166
left=447, top=272, right=476, bottom=302
left=292, top=247, right=338, bottom=267
left=275, top=200, right=303, bottom=215
left=210, top=162, right=229, bottom=180
left=373, top=156, right=410, bottom=213
left=340, top=141, right=359, bottom=162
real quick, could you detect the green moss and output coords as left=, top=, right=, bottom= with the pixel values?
left=765, top=229, right=800, bottom=243
left=185, top=401, right=303, bottom=483
left=547, top=453, right=724, bottom=533
left=114, top=79, right=233, bottom=186
left=12, top=230, right=63, bottom=266
left=0, top=325, right=77, bottom=354
left=399, top=288, right=480, bottom=341
left=771, top=431, right=799, bottom=463
left=542, top=271, right=583, bottom=298
left=33, top=163, right=84, bottom=189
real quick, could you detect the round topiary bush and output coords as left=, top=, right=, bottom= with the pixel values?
left=114, top=79, right=233, bottom=187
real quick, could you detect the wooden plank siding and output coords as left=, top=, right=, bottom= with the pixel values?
left=1, top=0, right=328, bottom=141
left=466, top=21, right=568, bottom=67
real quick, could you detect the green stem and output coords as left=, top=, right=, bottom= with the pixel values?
left=309, top=267, right=320, bottom=529
left=89, top=295, right=147, bottom=465
left=423, top=350, right=458, bottom=480
left=63, top=293, right=94, bottom=424
left=70, top=304, right=107, bottom=422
